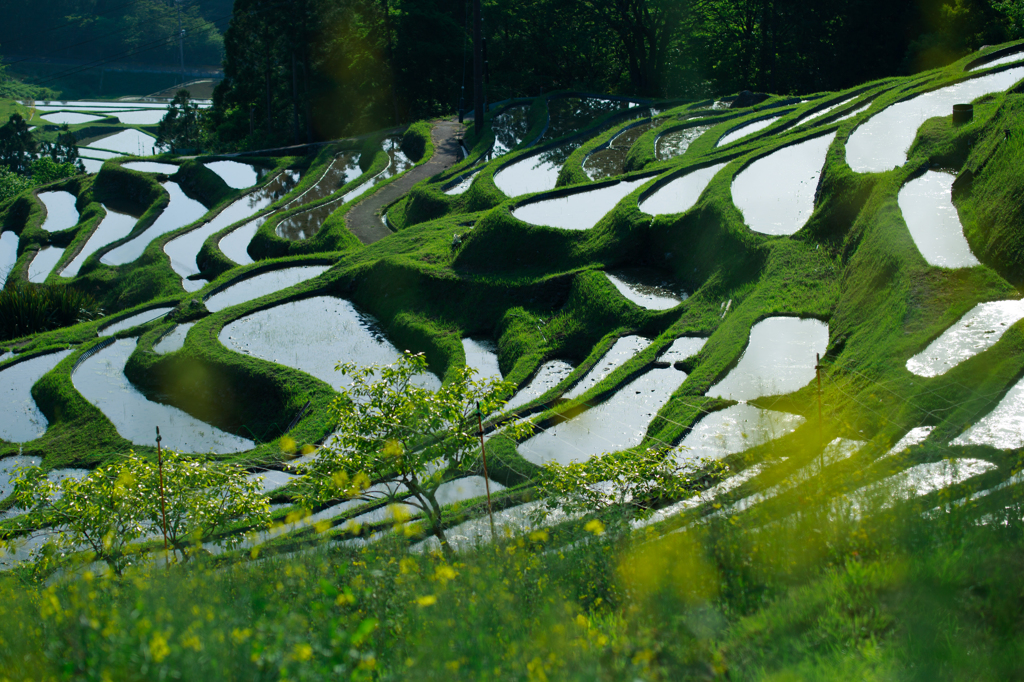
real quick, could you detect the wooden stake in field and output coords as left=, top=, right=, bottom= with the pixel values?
left=816, top=353, right=824, bottom=476
left=476, top=402, right=496, bottom=540
left=155, top=426, right=169, bottom=554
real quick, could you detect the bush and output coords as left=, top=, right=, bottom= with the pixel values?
left=0, top=282, right=99, bottom=340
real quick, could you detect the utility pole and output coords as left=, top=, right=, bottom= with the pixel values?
left=473, top=0, right=483, bottom=130
left=476, top=402, right=496, bottom=541
left=156, top=427, right=169, bottom=555
left=176, top=0, right=186, bottom=87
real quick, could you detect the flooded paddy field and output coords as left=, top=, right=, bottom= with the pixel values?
left=8, top=46, right=1024, bottom=572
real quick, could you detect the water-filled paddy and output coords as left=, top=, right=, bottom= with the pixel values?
left=73, top=338, right=253, bottom=453
left=518, top=365, right=687, bottom=465
left=0, top=351, right=72, bottom=442
left=490, top=105, right=530, bottom=157
left=655, top=124, right=711, bottom=161
left=605, top=268, right=685, bottom=309
left=673, top=403, right=805, bottom=465
left=951, top=375, right=1024, bottom=450
left=284, top=156, right=356, bottom=210
left=61, top=205, right=136, bottom=278
left=78, top=148, right=121, bottom=160
left=545, top=97, right=630, bottom=140
left=565, top=335, right=650, bottom=399
left=731, top=133, right=835, bottom=235
left=886, top=427, right=934, bottom=456
left=40, top=111, right=104, bottom=125
left=82, top=128, right=157, bottom=155
left=100, top=306, right=174, bottom=336
left=493, top=140, right=583, bottom=198
left=219, top=217, right=266, bottom=265
left=716, top=115, right=783, bottom=147
left=101, top=182, right=207, bottom=265
left=0, top=456, right=42, bottom=500
left=205, top=161, right=258, bottom=189
left=433, top=476, right=506, bottom=507
left=793, top=97, right=853, bottom=128
left=38, top=191, right=79, bottom=232
left=512, top=177, right=648, bottom=230
left=337, top=138, right=412, bottom=206
left=275, top=200, right=342, bottom=241
left=897, top=171, right=980, bottom=268
left=709, top=317, right=829, bottom=401
left=121, top=161, right=179, bottom=174
left=847, top=66, right=1024, bottom=172
left=204, top=265, right=330, bottom=312
left=164, top=184, right=280, bottom=291
left=462, top=338, right=501, bottom=381
left=443, top=170, right=479, bottom=195
left=219, top=295, right=440, bottom=391
left=583, top=118, right=657, bottom=180
left=503, top=360, right=574, bottom=411
left=27, top=246, right=64, bottom=282
left=906, top=299, right=1024, bottom=377
left=659, top=336, right=708, bottom=364
left=856, top=458, right=997, bottom=504
left=0, top=231, right=18, bottom=286
left=638, top=162, right=727, bottom=216
left=154, top=322, right=196, bottom=354
left=969, top=51, right=1024, bottom=70
left=80, top=159, right=103, bottom=173
left=109, top=110, right=167, bottom=125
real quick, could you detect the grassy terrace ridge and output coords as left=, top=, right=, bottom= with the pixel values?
left=3, top=40, right=1024, bottom=677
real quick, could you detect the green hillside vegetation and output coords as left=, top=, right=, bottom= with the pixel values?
left=2, top=38, right=1024, bottom=679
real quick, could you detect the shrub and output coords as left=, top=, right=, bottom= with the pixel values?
left=0, top=282, right=100, bottom=340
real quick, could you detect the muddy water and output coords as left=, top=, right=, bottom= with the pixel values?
left=952, top=375, right=1024, bottom=450
left=545, top=97, right=630, bottom=140
left=847, top=67, right=1024, bottom=173
left=462, top=338, right=502, bottom=381
left=101, top=182, right=207, bottom=266
left=0, top=350, right=72, bottom=442
left=73, top=338, right=253, bottom=453
left=566, top=335, right=650, bottom=400
left=204, top=265, right=330, bottom=313
left=583, top=119, right=657, bottom=180
left=165, top=185, right=283, bottom=292
left=906, top=300, right=1024, bottom=377
left=154, top=322, right=196, bottom=354
left=732, top=133, right=836, bottom=235
left=81, top=128, right=157, bottom=155
left=0, top=231, right=18, bottom=286
left=898, top=171, right=980, bottom=268
left=493, top=139, right=584, bottom=198
left=99, top=306, right=174, bottom=335
left=709, top=317, right=829, bottom=401
left=204, top=161, right=258, bottom=189
left=503, top=360, right=574, bottom=411
left=122, top=161, right=179, bottom=174
left=969, top=52, right=1024, bottom=70
left=219, top=296, right=440, bottom=391
left=38, top=191, right=79, bottom=232
left=518, top=365, right=686, bottom=465
left=673, top=404, right=805, bottom=465
left=512, top=177, right=648, bottom=229
left=28, top=246, right=65, bottom=282
left=605, top=268, right=685, bottom=310
left=716, top=115, right=783, bottom=147
left=61, top=205, right=136, bottom=278
left=490, top=105, right=530, bottom=157
left=638, top=162, right=727, bottom=216
left=656, top=125, right=712, bottom=161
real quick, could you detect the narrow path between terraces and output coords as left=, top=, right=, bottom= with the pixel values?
left=345, top=119, right=466, bottom=244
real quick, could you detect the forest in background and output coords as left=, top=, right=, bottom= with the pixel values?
left=5, top=0, right=1024, bottom=147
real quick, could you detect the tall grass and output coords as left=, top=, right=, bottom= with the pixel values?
left=0, top=282, right=99, bottom=340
